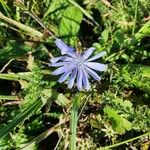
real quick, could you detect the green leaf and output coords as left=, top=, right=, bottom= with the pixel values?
left=55, top=93, right=70, bottom=106
left=104, top=106, right=132, bottom=134
left=123, top=100, right=133, bottom=109
left=101, top=29, right=109, bottom=43
left=59, top=6, right=83, bottom=44
left=42, top=89, right=52, bottom=98
left=135, top=20, right=150, bottom=40
left=44, top=0, right=68, bottom=18
left=42, top=89, right=70, bottom=106
left=114, top=30, right=125, bottom=44
left=119, top=65, right=150, bottom=93
left=68, top=0, right=93, bottom=20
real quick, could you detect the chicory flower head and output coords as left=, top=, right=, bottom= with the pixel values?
left=50, top=38, right=107, bottom=91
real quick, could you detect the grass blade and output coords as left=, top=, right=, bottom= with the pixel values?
left=0, top=99, right=43, bottom=139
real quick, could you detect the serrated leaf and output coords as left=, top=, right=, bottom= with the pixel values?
left=44, top=0, right=68, bottom=18
left=42, top=89, right=52, bottom=98
left=115, top=117, right=132, bottom=134
left=135, top=20, right=150, bottom=40
left=123, top=100, right=133, bottom=108
left=55, top=93, right=70, bottom=106
left=19, top=80, right=29, bottom=89
left=42, top=89, right=69, bottom=106
left=114, top=30, right=125, bottom=44
left=101, top=29, right=109, bottom=42
left=59, top=6, right=83, bottom=44
left=104, top=106, right=132, bottom=134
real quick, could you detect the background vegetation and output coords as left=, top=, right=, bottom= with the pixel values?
left=0, top=0, right=150, bottom=149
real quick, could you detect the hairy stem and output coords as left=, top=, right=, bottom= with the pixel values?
left=70, top=93, right=81, bottom=150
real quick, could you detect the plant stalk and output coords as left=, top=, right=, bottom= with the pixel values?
left=70, top=93, right=81, bottom=150
left=132, top=0, right=138, bottom=35
left=0, top=12, right=43, bottom=38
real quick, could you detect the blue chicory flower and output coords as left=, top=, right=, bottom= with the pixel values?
left=50, top=38, right=107, bottom=91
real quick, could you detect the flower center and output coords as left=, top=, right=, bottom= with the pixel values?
left=74, top=54, right=84, bottom=67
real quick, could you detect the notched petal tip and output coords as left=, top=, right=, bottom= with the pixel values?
left=85, top=62, right=107, bottom=72
left=51, top=66, right=67, bottom=75
left=54, top=38, right=75, bottom=55
left=50, top=56, right=63, bottom=63
left=82, top=47, right=95, bottom=60
left=84, top=66, right=101, bottom=81
left=51, top=72, right=56, bottom=75
left=54, top=38, right=66, bottom=48
left=87, top=51, right=107, bottom=62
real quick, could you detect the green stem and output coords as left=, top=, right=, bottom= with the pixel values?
left=0, top=36, right=46, bottom=43
left=0, top=12, right=43, bottom=38
left=70, top=93, right=81, bottom=150
left=0, top=0, right=11, bottom=17
left=100, top=132, right=150, bottom=150
left=132, top=0, right=138, bottom=35
left=0, top=70, right=51, bottom=81
left=23, top=11, right=56, bottom=38
left=0, top=95, right=19, bottom=100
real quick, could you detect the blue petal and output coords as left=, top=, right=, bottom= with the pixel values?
left=52, top=66, right=67, bottom=75
left=55, top=38, right=68, bottom=51
left=50, top=56, right=64, bottom=63
left=68, top=46, right=75, bottom=53
left=82, top=68, right=90, bottom=91
left=77, top=67, right=83, bottom=90
left=58, top=70, right=71, bottom=83
left=82, top=47, right=95, bottom=60
left=63, top=57, right=74, bottom=62
left=84, top=66, right=101, bottom=81
left=68, top=68, right=77, bottom=89
left=50, top=62, right=69, bottom=67
left=54, top=38, right=75, bottom=55
left=87, top=51, right=107, bottom=61
left=66, top=52, right=78, bottom=59
left=84, top=62, right=107, bottom=71
left=58, top=65, right=76, bottom=83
